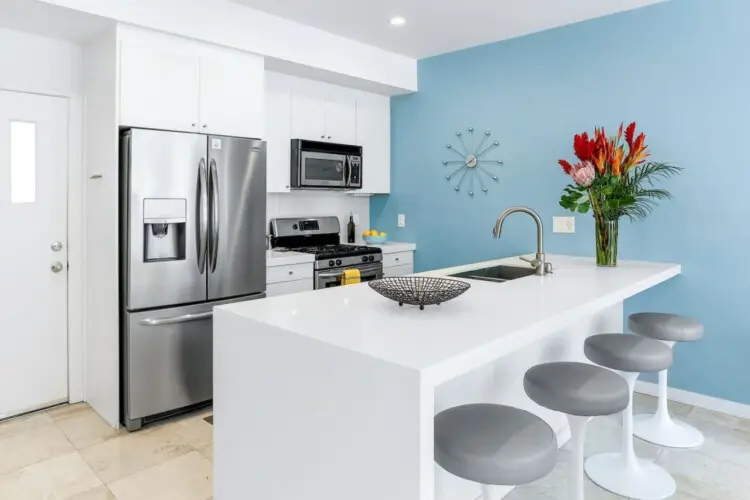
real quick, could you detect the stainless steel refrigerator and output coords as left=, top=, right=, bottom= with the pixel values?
left=119, top=128, right=266, bottom=431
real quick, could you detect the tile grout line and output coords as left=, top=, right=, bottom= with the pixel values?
left=46, top=411, right=117, bottom=497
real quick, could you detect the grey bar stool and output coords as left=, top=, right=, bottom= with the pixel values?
left=629, top=312, right=705, bottom=448
left=434, top=403, right=557, bottom=500
left=524, top=362, right=629, bottom=500
left=583, top=334, right=676, bottom=500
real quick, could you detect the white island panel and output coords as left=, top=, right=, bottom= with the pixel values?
left=214, top=310, right=434, bottom=500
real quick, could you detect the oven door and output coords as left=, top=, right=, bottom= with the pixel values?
left=315, top=262, right=383, bottom=289
left=300, top=151, right=348, bottom=188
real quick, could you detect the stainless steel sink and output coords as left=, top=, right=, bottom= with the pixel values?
left=448, top=265, right=537, bottom=283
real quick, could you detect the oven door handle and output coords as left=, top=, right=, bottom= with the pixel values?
left=318, top=263, right=382, bottom=280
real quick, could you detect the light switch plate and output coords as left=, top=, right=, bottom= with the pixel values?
left=553, top=216, right=575, bottom=234
left=398, top=214, right=406, bottom=228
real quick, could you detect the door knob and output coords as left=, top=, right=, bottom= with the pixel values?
left=51, top=261, right=64, bottom=273
left=51, top=241, right=63, bottom=252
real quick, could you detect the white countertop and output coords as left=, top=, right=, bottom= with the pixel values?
left=222, top=254, right=680, bottom=384
left=266, top=249, right=315, bottom=267
left=364, top=241, right=416, bottom=254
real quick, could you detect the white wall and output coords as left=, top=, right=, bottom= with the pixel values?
left=0, top=27, right=84, bottom=404
left=39, top=0, right=417, bottom=94
left=268, top=193, right=371, bottom=244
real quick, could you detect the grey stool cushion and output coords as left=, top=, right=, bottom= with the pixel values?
left=434, top=404, right=557, bottom=486
left=524, top=362, right=629, bottom=417
left=629, top=312, right=704, bottom=342
left=585, top=334, right=673, bottom=373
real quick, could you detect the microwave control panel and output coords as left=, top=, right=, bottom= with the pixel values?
left=349, top=156, right=362, bottom=187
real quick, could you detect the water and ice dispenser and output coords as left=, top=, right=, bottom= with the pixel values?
left=143, top=198, right=187, bottom=262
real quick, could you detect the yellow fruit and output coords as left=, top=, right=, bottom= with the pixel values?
left=380, top=232, right=387, bottom=237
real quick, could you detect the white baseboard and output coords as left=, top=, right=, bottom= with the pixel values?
left=635, top=381, right=750, bottom=420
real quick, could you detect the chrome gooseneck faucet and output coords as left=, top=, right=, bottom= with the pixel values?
left=493, top=207, right=553, bottom=276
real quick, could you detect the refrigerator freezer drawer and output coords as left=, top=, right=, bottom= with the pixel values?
left=123, top=295, right=263, bottom=426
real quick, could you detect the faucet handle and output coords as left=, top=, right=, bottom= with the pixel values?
left=519, top=255, right=540, bottom=268
left=544, top=262, right=554, bottom=275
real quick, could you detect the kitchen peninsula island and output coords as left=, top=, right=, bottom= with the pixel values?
left=213, top=255, right=680, bottom=500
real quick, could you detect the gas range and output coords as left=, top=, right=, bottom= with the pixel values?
left=270, top=217, right=384, bottom=287
left=282, top=244, right=382, bottom=270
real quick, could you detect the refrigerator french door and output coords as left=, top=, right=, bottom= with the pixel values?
left=120, top=129, right=266, bottom=430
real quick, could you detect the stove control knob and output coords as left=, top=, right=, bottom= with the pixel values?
left=336, top=259, right=342, bottom=266
left=362, top=256, right=368, bottom=263
left=328, top=260, right=335, bottom=267
left=368, top=256, right=375, bottom=262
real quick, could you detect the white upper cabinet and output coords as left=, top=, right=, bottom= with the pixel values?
left=265, top=73, right=292, bottom=193
left=290, top=79, right=356, bottom=144
left=356, top=93, right=391, bottom=194
left=118, top=28, right=264, bottom=139
left=290, top=80, right=327, bottom=141
left=119, top=36, right=200, bottom=133
left=325, top=91, right=357, bottom=144
left=199, top=47, right=264, bottom=138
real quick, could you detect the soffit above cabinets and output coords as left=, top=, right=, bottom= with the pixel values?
left=230, top=0, right=665, bottom=58
left=0, top=0, right=111, bottom=42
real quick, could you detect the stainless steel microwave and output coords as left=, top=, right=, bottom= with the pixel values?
left=290, top=139, right=362, bottom=190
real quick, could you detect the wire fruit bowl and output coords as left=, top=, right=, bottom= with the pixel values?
left=369, top=276, right=471, bottom=310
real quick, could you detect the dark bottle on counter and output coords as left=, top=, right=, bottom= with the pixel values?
left=347, top=214, right=356, bottom=243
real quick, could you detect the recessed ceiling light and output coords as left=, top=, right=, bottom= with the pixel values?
left=390, top=16, right=406, bottom=26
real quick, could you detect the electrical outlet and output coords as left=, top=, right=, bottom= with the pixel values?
left=553, top=216, right=575, bottom=234
left=398, top=214, right=406, bottom=228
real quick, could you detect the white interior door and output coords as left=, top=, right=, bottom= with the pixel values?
left=0, top=91, right=68, bottom=419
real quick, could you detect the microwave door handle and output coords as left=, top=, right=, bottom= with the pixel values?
left=346, top=156, right=353, bottom=187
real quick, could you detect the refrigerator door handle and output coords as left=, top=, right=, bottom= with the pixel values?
left=138, top=311, right=213, bottom=326
left=208, top=158, right=220, bottom=273
left=197, top=158, right=208, bottom=274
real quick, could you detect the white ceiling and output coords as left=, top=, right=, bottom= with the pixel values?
left=230, top=0, right=664, bottom=58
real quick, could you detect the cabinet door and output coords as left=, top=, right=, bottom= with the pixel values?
left=382, top=264, right=413, bottom=278
left=265, top=73, right=292, bottom=192
left=199, top=47, right=264, bottom=138
left=325, top=92, right=356, bottom=144
left=290, top=81, right=327, bottom=141
left=119, top=38, right=200, bottom=132
left=356, top=93, right=391, bottom=193
left=267, top=279, right=313, bottom=297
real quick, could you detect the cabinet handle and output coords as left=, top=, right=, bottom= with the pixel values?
left=395, top=258, right=400, bottom=262
left=289, top=271, right=294, bottom=275
left=203, top=124, right=208, bottom=129
left=320, top=135, right=325, bottom=139
left=191, top=123, right=197, bottom=127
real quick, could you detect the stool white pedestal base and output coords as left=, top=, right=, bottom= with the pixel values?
left=585, top=371, right=676, bottom=500
left=633, top=413, right=704, bottom=448
left=585, top=453, right=676, bottom=500
left=633, top=367, right=704, bottom=448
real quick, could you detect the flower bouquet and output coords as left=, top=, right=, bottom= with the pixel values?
left=558, top=122, right=681, bottom=266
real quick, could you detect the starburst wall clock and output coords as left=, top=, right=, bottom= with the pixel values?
left=442, top=127, right=504, bottom=197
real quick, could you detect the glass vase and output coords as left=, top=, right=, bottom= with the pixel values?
left=595, top=219, right=619, bottom=267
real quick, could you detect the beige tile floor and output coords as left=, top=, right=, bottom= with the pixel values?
left=0, top=393, right=748, bottom=499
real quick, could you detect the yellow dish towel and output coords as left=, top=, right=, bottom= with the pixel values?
left=341, top=268, right=361, bottom=285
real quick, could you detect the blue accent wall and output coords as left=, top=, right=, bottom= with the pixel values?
left=371, top=0, right=750, bottom=404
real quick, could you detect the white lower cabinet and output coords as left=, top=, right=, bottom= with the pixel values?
left=383, top=264, right=413, bottom=278
left=267, top=279, right=313, bottom=297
